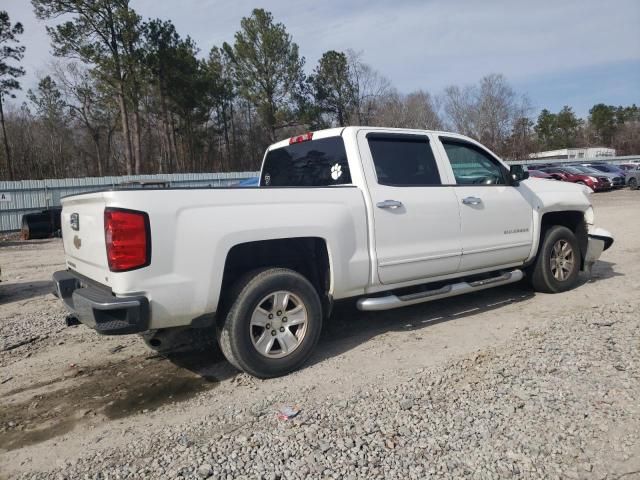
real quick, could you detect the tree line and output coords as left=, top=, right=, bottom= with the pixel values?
left=0, top=2, right=638, bottom=181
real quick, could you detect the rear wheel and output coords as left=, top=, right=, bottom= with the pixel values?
left=529, top=225, right=581, bottom=293
left=217, top=268, right=322, bottom=378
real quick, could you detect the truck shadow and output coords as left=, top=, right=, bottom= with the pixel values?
left=309, top=280, right=536, bottom=368
left=166, top=280, right=537, bottom=381
left=583, top=260, right=622, bottom=284
left=0, top=280, right=54, bottom=305
left=168, top=260, right=623, bottom=378
left=309, top=262, right=623, bottom=369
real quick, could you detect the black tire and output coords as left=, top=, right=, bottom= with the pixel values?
left=217, top=268, right=323, bottom=378
left=629, top=177, right=638, bottom=190
left=528, top=225, right=581, bottom=293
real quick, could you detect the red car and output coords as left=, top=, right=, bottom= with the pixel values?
left=527, top=169, right=555, bottom=179
left=539, top=166, right=612, bottom=191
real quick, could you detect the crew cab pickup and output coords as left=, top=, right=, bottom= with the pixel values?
left=53, top=127, right=613, bottom=378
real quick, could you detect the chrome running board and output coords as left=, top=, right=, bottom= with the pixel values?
left=357, top=269, right=524, bottom=311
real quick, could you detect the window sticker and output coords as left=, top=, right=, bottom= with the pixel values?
left=331, top=163, right=343, bottom=181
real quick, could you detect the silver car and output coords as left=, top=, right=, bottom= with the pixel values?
left=625, top=166, right=640, bottom=190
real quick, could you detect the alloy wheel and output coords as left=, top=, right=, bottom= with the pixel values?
left=550, top=239, right=575, bottom=281
left=249, top=291, right=308, bottom=358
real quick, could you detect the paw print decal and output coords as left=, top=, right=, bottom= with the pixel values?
left=331, top=163, right=343, bottom=181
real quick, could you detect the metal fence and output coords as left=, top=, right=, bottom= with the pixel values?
left=0, top=172, right=258, bottom=232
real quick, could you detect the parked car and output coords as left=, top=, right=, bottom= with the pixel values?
left=538, top=166, right=611, bottom=191
left=527, top=169, right=555, bottom=179
left=619, top=163, right=640, bottom=172
left=579, top=163, right=626, bottom=187
left=52, top=127, right=613, bottom=378
left=626, top=168, right=640, bottom=190
left=568, top=165, right=624, bottom=188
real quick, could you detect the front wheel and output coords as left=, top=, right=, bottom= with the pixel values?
left=528, top=225, right=581, bottom=293
left=218, top=268, right=323, bottom=378
left=629, top=177, right=638, bottom=190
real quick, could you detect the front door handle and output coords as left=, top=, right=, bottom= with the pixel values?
left=462, top=196, right=482, bottom=205
left=376, top=199, right=403, bottom=209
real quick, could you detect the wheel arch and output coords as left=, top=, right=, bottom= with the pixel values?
left=537, top=210, right=588, bottom=269
left=219, top=237, right=332, bottom=316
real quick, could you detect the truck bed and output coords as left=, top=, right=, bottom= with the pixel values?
left=60, top=186, right=370, bottom=329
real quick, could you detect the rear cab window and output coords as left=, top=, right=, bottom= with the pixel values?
left=261, top=137, right=351, bottom=187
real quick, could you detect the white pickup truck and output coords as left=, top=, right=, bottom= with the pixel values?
left=53, top=127, right=613, bottom=378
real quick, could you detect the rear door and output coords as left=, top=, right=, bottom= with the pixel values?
left=357, top=130, right=462, bottom=285
left=435, top=136, right=533, bottom=272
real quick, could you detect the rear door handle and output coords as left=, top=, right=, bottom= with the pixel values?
left=376, top=200, right=403, bottom=209
left=462, top=196, right=482, bottom=205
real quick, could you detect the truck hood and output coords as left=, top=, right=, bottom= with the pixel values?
left=520, top=178, right=592, bottom=212
left=524, top=177, right=592, bottom=196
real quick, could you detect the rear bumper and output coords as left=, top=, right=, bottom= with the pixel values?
left=52, top=270, right=149, bottom=335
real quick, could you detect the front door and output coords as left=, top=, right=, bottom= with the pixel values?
left=436, top=137, right=533, bottom=272
left=358, top=131, right=462, bottom=285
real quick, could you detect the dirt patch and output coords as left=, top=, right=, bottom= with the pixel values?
left=0, top=352, right=216, bottom=451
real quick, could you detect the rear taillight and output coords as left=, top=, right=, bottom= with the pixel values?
left=104, top=208, right=150, bottom=272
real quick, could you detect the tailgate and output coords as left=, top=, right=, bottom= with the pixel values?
left=60, top=192, right=109, bottom=283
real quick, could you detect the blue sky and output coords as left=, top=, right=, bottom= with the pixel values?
left=4, top=0, right=640, bottom=118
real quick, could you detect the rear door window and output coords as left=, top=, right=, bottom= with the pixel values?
left=261, top=137, right=351, bottom=187
left=367, top=134, right=442, bottom=186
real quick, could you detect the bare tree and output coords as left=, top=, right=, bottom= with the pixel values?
left=373, top=89, right=442, bottom=129
left=53, top=62, right=118, bottom=176
left=441, top=74, right=530, bottom=155
left=346, top=50, right=391, bottom=125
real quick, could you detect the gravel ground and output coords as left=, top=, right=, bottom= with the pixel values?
left=1, top=189, right=639, bottom=479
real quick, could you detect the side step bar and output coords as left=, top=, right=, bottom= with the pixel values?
left=357, top=269, right=524, bottom=311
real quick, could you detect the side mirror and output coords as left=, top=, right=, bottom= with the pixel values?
left=510, top=165, right=529, bottom=184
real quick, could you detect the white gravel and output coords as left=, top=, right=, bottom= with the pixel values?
left=14, top=301, right=640, bottom=480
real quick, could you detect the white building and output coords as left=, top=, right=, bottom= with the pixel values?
left=529, top=147, right=616, bottom=161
